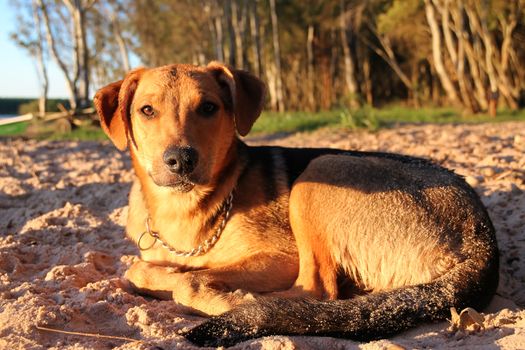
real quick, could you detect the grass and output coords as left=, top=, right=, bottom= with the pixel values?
left=252, top=110, right=341, bottom=134
left=45, top=125, right=107, bottom=142
left=0, top=121, right=29, bottom=136
left=0, top=120, right=107, bottom=141
left=252, top=106, right=525, bottom=136
left=1, top=106, right=524, bottom=141
left=374, top=105, right=525, bottom=125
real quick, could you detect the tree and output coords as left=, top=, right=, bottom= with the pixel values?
left=424, top=0, right=460, bottom=105
left=268, top=0, right=284, bottom=112
left=10, top=0, right=49, bottom=117
left=22, top=0, right=518, bottom=113
left=423, top=0, right=524, bottom=114
left=37, top=0, right=95, bottom=111
left=340, top=0, right=359, bottom=108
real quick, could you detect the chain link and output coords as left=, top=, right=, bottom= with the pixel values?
left=137, top=191, right=234, bottom=257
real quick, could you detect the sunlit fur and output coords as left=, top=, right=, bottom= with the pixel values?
left=94, top=62, right=498, bottom=347
left=129, top=65, right=237, bottom=191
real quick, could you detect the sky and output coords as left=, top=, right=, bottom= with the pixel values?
left=0, top=1, right=71, bottom=98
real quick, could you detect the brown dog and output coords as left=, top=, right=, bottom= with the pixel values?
left=94, top=62, right=498, bottom=347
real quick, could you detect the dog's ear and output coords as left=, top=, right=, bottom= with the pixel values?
left=207, top=62, right=266, bottom=136
left=94, top=68, right=145, bottom=150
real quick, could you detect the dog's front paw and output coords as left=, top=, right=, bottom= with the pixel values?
left=183, top=316, right=256, bottom=348
left=124, top=260, right=152, bottom=291
left=123, top=260, right=177, bottom=300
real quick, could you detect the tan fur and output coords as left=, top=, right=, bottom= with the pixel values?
left=94, top=62, right=481, bottom=319
left=292, top=155, right=461, bottom=294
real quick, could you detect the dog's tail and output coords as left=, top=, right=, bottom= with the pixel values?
left=184, top=219, right=498, bottom=347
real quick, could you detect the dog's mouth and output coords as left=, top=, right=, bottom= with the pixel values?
left=149, top=172, right=196, bottom=192
left=170, top=181, right=195, bottom=192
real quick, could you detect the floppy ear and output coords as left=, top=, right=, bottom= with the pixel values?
left=93, top=68, right=145, bottom=150
left=207, top=61, right=266, bottom=136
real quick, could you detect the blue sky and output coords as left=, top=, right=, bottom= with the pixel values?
left=0, top=1, right=70, bottom=98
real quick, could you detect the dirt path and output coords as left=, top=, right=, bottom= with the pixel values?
left=1, top=122, right=524, bottom=349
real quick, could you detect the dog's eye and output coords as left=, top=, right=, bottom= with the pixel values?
left=140, top=105, right=155, bottom=118
left=197, top=101, right=218, bottom=117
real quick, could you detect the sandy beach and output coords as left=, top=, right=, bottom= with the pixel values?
left=1, top=122, right=524, bottom=349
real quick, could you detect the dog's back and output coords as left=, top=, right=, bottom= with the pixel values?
left=186, top=145, right=499, bottom=346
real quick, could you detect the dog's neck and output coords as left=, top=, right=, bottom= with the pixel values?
left=132, top=140, right=247, bottom=251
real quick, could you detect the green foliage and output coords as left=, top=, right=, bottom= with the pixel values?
left=377, top=0, right=422, bottom=35
left=0, top=98, right=69, bottom=115
left=130, top=0, right=214, bottom=65
left=0, top=98, right=33, bottom=114
left=17, top=99, right=70, bottom=114
left=339, top=105, right=380, bottom=131
left=375, top=0, right=429, bottom=60
left=17, top=101, right=40, bottom=115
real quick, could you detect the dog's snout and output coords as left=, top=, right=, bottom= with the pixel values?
left=163, top=146, right=199, bottom=175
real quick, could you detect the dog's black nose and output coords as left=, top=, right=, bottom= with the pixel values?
left=163, top=146, right=199, bottom=175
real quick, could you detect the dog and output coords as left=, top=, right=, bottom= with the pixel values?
left=94, top=62, right=499, bottom=347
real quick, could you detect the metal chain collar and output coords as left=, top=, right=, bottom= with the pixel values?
left=137, top=191, right=234, bottom=257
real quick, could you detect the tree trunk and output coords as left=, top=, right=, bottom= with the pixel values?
left=269, top=0, right=284, bottom=112
left=78, top=6, right=89, bottom=108
left=424, top=0, right=461, bottom=106
left=357, top=42, right=373, bottom=106
left=460, top=37, right=488, bottom=110
left=63, top=0, right=85, bottom=110
left=499, top=15, right=517, bottom=74
left=266, top=63, right=278, bottom=111
left=231, top=0, right=245, bottom=68
left=360, top=24, right=414, bottom=94
left=410, top=63, right=421, bottom=107
left=458, top=4, right=489, bottom=110
left=329, top=27, right=339, bottom=108
left=60, top=0, right=91, bottom=110
left=249, top=0, right=261, bottom=76
left=38, top=0, right=78, bottom=111
left=475, top=4, right=499, bottom=116
left=32, top=0, right=48, bottom=118
left=456, top=32, right=477, bottom=113
left=340, top=0, right=359, bottom=108
left=447, top=0, right=478, bottom=113
left=319, top=57, right=332, bottom=110
left=111, top=14, right=131, bottom=71
left=224, top=0, right=236, bottom=66
left=214, top=1, right=225, bottom=62
left=438, top=0, right=457, bottom=66
left=431, top=68, right=441, bottom=105
left=306, top=24, right=315, bottom=111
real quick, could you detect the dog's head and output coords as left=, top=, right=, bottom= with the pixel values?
left=94, top=62, right=265, bottom=192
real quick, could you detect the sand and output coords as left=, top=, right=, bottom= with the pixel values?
left=0, top=121, right=524, bottom=349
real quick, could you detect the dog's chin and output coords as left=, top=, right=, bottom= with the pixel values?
left=169, top=181, right=195, bottom=193
left=150, top=174, right=196, bottom=193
